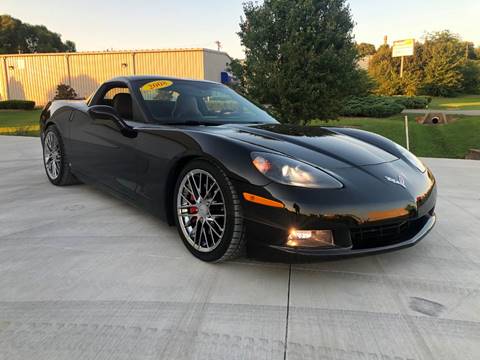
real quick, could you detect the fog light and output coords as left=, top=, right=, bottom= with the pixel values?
left=287, top=229, right=334, bottom=248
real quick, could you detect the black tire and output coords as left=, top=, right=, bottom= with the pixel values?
left=42, top=125, right=81, bottom=186
left=173, top=159, right=246, bottom=262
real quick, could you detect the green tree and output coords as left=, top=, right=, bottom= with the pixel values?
left=367, top=44, right=426, bottom=96
left=0, top=15, right=76, bottom=54
left=421, top=31, right=465, bottom=96
left=356, top=42, right=376, bottom=57
left=226, top=58, right=246, bottom=93
left=238, top=0, right=360, bottom=124
left=463, top=41, right=477, bottom=60
left=368, top=31, right=473, bottom=96
left=460, top=60, right=480, bottom=94
left=368, top=45, right=401, bottom=95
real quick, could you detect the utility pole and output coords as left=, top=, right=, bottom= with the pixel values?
left=214, top=41, right=222, bottom=52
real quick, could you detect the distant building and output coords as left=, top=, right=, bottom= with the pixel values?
left=357, top=55, right=373, bottom=71
left=0, top=48, right=231, bottom=106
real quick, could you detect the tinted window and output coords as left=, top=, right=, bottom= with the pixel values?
left=136, top=79, right=277, bottom=125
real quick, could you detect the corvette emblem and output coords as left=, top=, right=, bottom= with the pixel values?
left=385, top=175, right=406, bottom=188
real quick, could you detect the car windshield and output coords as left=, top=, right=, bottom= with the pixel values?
left=135, top=79, right=278, bottom=125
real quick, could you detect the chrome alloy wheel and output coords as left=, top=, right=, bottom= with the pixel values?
left=177, top=169, right=226, bottom=252
left=43, top=131, right=61, bottom=180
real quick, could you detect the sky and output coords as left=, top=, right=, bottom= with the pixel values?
left=2, top=0, right=479, bottom=58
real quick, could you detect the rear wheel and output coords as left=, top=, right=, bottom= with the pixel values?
left=174, top=160, right=246, bottom=262
left=42, top=125, right=80, bottom=186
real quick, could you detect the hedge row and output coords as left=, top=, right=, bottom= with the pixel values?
left=340, top=96, right=430, bottom=118
left=0, top=100, right=36, bottom=110
left=391, top=96, right=431, bottom=109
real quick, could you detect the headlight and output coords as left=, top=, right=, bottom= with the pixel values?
left=395, top=144, right=426, bottom=173
left=251, top=152, right=343, bottom=189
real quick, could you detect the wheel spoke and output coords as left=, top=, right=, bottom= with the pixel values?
left=187, top=177, right=199, bottom=200
left=210, top=217, right=224, bottom=232
left=180, top=193, right=193, bottom=205
left=178, top=205, right=194, bottom=211
left=205, top=219, right=222, bottom=239
left=191, top=174, right=201, bottom=199
left=204, top=182, right=217, bottom=200
left=196, top=218, right=205, bottom=247
left=202, top=226, right=209, bottom=248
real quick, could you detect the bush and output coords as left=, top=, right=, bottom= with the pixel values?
left=340, top=96, right=405, bottom=117
left=340, top=95, right=431, bottom=118
left=54, top=84, right=78, bottom=100
left=0, top=100, right=36, bottom=110
left=391, top=96, right=431, bottom=109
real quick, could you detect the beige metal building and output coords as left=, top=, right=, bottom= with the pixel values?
left=0, top=48, right=231, bottom=106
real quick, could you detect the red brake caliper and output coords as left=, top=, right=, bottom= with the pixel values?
left=188, top=194, right=198, bottom=215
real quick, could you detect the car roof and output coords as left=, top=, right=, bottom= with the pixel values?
left=109, top=75, right=220, bottom=85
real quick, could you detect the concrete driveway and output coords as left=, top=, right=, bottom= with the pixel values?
left=0, top=135, right=479, bottom=360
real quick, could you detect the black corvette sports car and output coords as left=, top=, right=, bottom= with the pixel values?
left=40, top=76, right=437, bottom=262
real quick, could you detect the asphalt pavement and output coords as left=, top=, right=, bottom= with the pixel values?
left=0, top=135, right=479, bottom=360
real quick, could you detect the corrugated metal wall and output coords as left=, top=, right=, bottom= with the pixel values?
left=135, top=50, right=205, bottom=80
left=0, top=57, right=8, bottom=101
left=203, top=50, right=231, bottom=83
left=4, top=55, right=68, bottom=103
left=0, top=49, right=230, bottom=106
left=68, top=53, right=133, bottom=98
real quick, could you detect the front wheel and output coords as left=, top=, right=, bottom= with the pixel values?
left=174, top=160, right=246, bottom=262
left=42, top=125, right=80, bottom=186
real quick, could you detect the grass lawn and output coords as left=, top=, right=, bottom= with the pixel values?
left=0, top=110, right=41, bottom=136
left=314, top=115, right=480, bottom=159
left=0, top=109, right=41, bottom=127
left=429, top=95, right=480, bottom=110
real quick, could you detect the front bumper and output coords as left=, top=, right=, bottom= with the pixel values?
left=233, top=163, right=437, bottom=258
left=266, top=213, right=436, bottom=257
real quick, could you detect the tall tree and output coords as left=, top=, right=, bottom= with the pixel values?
left=238, top=0, right=360, bottom=124
left=368, top=42, right=426, bottom=96
left=368, top=31, right=474, bottom=96
left=356, top=42, right=376, bottom=57
left=463, top=41, right=477, bottom=60
left=0, top=15, right=76, bottom=54
left=422, top=31, right=465, bottom=96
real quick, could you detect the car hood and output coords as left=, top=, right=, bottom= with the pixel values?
left=212, top=123, right=398, bottom=169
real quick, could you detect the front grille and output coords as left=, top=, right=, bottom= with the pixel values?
left=350, top=216, right=428, bottom=250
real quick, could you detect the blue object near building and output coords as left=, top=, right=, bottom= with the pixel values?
left=221, top=72, right=231, bottom=84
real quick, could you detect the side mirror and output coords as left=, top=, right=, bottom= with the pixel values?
left=88, top=105, right=137, bottom=138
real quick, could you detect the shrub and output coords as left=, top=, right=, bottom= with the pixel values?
left=340, top=96, right=405, bottom=117
left=391, top=96, right=431, bottom=109
left=340, top=95, right=431, bottom=118
left=0, top=100, right=36, bottom=110
left=54, top=83, right=78, bottom=100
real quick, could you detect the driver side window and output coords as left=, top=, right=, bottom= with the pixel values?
left=98, top=85, right=135, bottom=121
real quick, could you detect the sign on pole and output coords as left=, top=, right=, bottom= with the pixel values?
left=392, top=39, right=414, bottom=78
left=392, top=39, right=415, bottom=58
